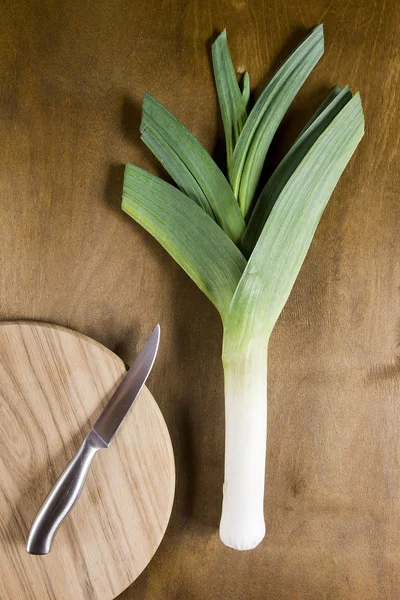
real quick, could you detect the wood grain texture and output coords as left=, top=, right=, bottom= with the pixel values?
left=0, top=321, right=174, bottom=600
left=0, top=0, right=399, bottom=598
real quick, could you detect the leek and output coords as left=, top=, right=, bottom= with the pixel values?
left=121, top=25, right=364, bottom=550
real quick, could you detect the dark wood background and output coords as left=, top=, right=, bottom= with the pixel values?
left=1, top=1, right=399, bottom=598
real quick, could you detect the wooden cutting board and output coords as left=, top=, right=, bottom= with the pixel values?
left=0, top=321, right=175, bottom=600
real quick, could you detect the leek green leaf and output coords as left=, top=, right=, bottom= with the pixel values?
left=141, top=123, right=214, bottom=217
left=122, top=164, right=246, bottom=319
left=212, top=30, right=248, bottom=169
left=241, top=72, right=250, bottom=108
left=141, top=119, right=215, bottom=219
left=241, top=85, right=353, bottom=257
left=230, top=25, right=324, bottom=217
left=141, top=93, right=245, bottom=243
left=224, top=93, right=364, bottom=355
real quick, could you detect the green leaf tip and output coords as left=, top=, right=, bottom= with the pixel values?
left=241, top=72, right=250, bottom=107
left=229, top=24, right=325, bottom=217
left=140, top=92, right=245, bottom=244
left=212, top=28, right=248, bottom=170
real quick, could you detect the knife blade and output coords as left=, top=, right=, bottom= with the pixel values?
left=93, top=324, right=160, bottom=445
left=26, top=324, right=160, bottom=555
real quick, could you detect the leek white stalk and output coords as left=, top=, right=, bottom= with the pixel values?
left=121, top=25, right=364, bottom=550
left=220, top=342, right=267, bottom=549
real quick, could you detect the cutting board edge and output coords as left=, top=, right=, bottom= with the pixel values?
left=0, top=319, right=127, bottom=369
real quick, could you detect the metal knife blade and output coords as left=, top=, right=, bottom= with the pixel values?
left=93, top=323, right=160, bottom=445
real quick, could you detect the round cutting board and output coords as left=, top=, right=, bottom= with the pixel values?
left=0, top=321, right=175, bottom=600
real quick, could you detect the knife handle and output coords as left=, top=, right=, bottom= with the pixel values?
left=26, top=429, right=107, bottom=555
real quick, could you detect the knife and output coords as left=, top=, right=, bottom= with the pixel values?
left=26, top=324, right=160, bottom=555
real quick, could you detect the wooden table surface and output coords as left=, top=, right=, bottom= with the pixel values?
left=1, top=1, right=399, bottom=599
